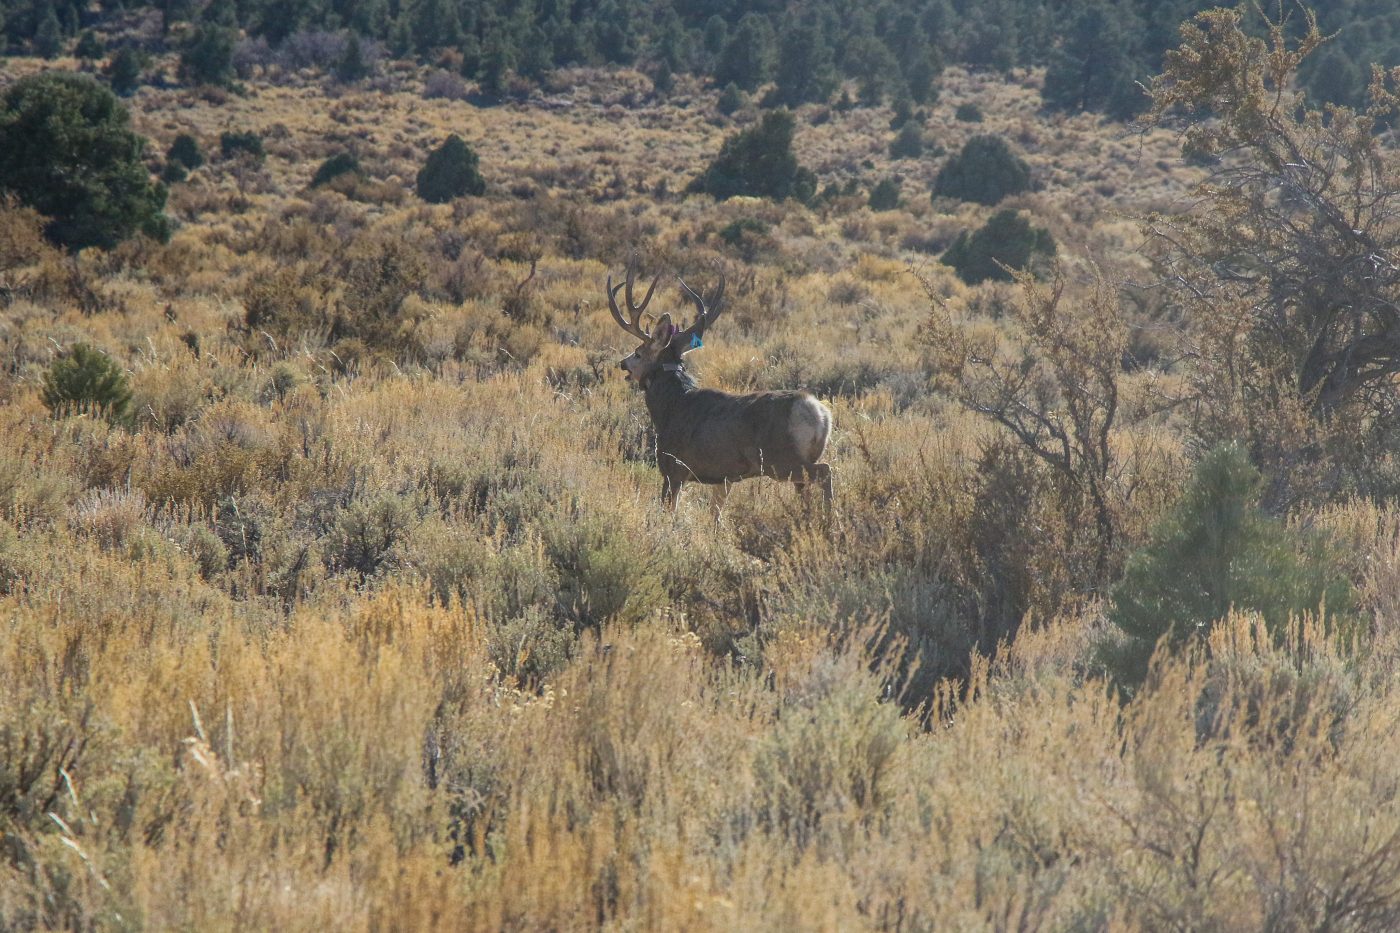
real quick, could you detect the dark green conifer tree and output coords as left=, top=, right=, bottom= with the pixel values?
left=715, top=14, right=773, bottom=92
left=0, top=72, right=169, bottom=250
left=767, top=20, right=837, bottom=106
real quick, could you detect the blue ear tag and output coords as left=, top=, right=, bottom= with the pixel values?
left=689, top=333, right=703, bottom=350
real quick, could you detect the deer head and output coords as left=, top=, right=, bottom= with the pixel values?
left=609, top=265, right=725, bottom=387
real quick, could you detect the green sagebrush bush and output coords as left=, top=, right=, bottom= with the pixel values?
left=933, top=133, right=1030, bottom=205
left=1101, top=445, right=1355, bottom=691
left=940, top=209, right=1055, bottom=284
left=42, top=343, right=133, bottom=423
left=416, top=135, right=486, bottom=204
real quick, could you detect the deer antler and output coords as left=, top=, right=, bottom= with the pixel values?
left=607, top=266, right=660, bottom=341
left=675, top=267, right=726, bottom=347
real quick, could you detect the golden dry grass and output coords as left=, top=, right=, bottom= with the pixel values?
left=3, top=53, right=1400, bottom=930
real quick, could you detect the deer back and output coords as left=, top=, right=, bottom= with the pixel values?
left=647, top=383, right=828, bottom=483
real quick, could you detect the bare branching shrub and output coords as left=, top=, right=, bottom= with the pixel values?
left=1146, top=8, right=1400, bottom=501
left=926, top=262, right=1148, bottom=588
left=422, top=69, right=470, bottom=101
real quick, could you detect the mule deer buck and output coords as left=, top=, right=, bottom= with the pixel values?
left=608, top=265, right=833, bottom=513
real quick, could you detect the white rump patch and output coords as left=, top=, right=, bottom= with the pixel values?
left=789, top=398, right=832, bottom=464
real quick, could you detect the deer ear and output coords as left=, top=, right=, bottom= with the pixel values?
left=650, top=314, right=674, bottom=348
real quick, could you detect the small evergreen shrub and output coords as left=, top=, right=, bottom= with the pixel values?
left=416, top=135, right=486, bottom=204
left=955, top=102, right=984, bottom=122
left=717, top=216, right=774, bottom=260
left=941, top=209, right=1055, bottom=284
left=74, top=31, right=104, bottom=60
left=220, top=130, right=265, bottom=163
left=688, top=109, right=816, bottom=204
left=889, top=122, right=924, bottom=159
left=161, top=161, right=188, bottom=184
left=42, top=344, right=133, bottom=422
left=868, top=177, right=901, bottom=211
left=933, top=134, right=1031, bottom=205
left=889, top=95, right=915, bottom=130
left=105, top=46, right=144, bottom=96
left=1100, top=445, right=1355, bottom=691
left=167, top=134, right=204, bottom=170
left=716, top=82, right=744, bottom=116
left=311, top=152, right=361, bottom=188
left=34, top=8, right=62, bottom=58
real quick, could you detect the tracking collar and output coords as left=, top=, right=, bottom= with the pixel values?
left=642, top=363, right=685, bottom=390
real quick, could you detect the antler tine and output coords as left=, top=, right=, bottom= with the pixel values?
left=626, top=269, right=660, bottom=315
left=607, top=274, right=649, bottom=340
left=677, top=267, right=725, bottom=337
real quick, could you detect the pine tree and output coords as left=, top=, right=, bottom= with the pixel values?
left=688, top=109, right=816, bottom=203
left=180, top=18, right=237, bottom=87
left=1101, top=445, right=1353, bottom=689
left=416, top=135, right=486, bottom=203
left=767, top=20, right=837, bottom=107
left=336, top=32, right=370, bottom=83
left=74, top=30, right=104, bottom=61
left=478, top=37, right=514, bottom=100
left=714, top=14, right=773, bottom=92
left=940, top=209, right=1054, bottom=285
left=167, top=133, right=204, bottom=170
left=1305, top=46, right=1364, bottom=108
left=845, top=34, right=899, bottom=105
left=0, top=72, right=168, bottom=250
left=717, top=82, right=744, bottom=116
left=933, top=134, right=1031, bottom=205
left=34, top=4, right=63, bottom=58
left=961, top=2, right=1017, bottom=73
left=868, top=177, right=901, bottom=211
left=594, top=0, right=636, bottom=65
left=412, top=0, right=460, bottom=56
left=106, top=46, right=144, bottom=96
left=1041, top=3, right=1143, bottom=117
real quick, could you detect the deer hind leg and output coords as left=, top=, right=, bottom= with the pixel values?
left=810, top=462, right=832, bottom=506
left=709, top=482, right=730, bottom=523
left=794, top=463, right=833, bottom=523
left=661, top=475, right=684, bottom=513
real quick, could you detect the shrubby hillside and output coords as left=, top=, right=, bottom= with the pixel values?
left=3, top=4, right=1400, bottom=928
left=13, top=0, right=1392, bottom=116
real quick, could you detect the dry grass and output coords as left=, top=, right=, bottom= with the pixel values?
left=3, top=54, right=1399, bottom=929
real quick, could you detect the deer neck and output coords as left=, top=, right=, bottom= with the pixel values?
left=642, top=363, right=698, bottom=421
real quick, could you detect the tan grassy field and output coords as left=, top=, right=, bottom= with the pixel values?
left=3, top=51, right=1400, bottom=929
